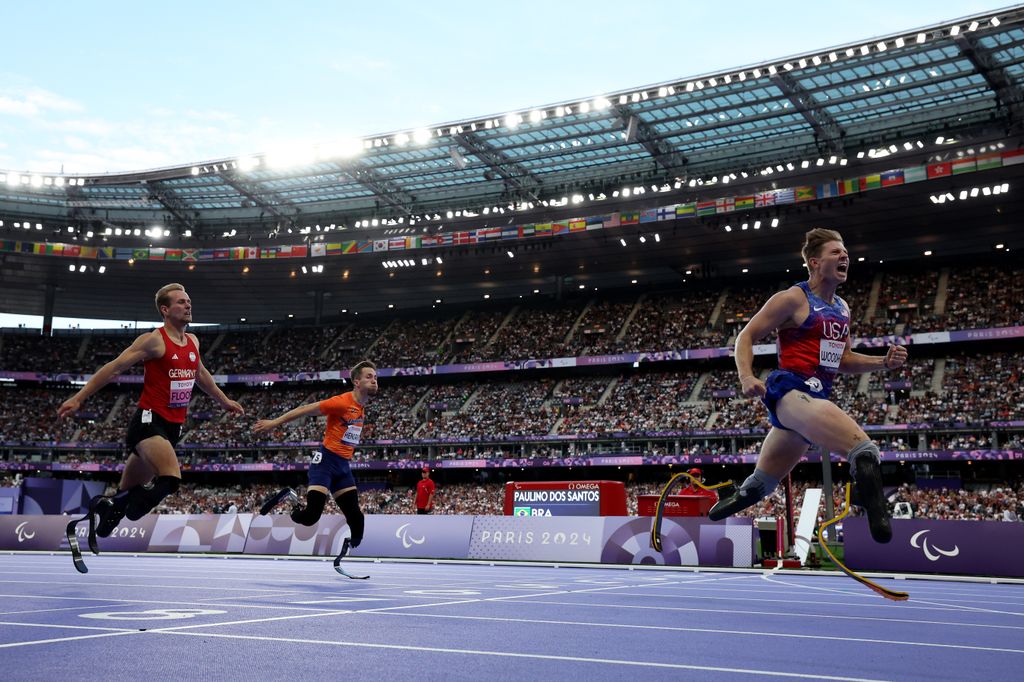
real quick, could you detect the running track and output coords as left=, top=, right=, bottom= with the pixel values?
left=0, top=553, right=1021, bottom=680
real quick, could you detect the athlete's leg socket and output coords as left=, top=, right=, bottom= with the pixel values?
left=290, top=490, right=328, bottom=526
left=337, top=490, right=365, bottom=548
left=125, top=476, right=180, bottom=521
left=847, top=440, right=880, bottom=467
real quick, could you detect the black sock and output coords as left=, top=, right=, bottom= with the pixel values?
left=337, top=489, right=365, bottom=548
left=291, top=490, right=327, bottom=526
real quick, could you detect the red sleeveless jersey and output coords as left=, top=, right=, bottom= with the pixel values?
left=138, top=327, right=200, bottom=423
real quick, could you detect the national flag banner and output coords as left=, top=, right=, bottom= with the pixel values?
left=638, top=209, right=658, bottom=223
left=17, top=242, right=33, bottom=254
left=47, top=244, right=64, bottom=256
left=406, top=236, right=421, bottom=249
left=535, top=224, right=552, bottom=236
left=63, top=244, right=81, bottom=258
left=975, top=154, right=1002, bottom=172
left=619, top=211, right=639, bottom=225
left=260, top=246, right=278, bottom=259
left=341, top=241, right=357, bottom=253
left=1001, top=148, right=1024, bottom=166
left=134, top=248, right=150, bottom=259
left=604, top=213, right=620, bottom=228
left=149, top=247, right=166, bottom=261
left=676, top=202, right=696, bottom=217
left=182, top=249, right=198, bottom=262
left=372, top=239, right=388, bottom=252
left=902, top=166, right=927, bottom=183
left=388, top=237, right=407, bottom=250
left=835, top=179, right=856, bottom=195
left=116, top=247, right=136, bottom=260
left=773, top=188, right=795, bottom=204
left=326, top=242, right=344, bottom=255
left=97, top=247, right=115, bottom=259
left=199, top=249, right=216, bottom=261
left=32, top=243, right=46, bottom=255
left=754, top=192, right=775, bottom=207
left=312, top=243, right=327, bottom=257
left=585, top=217, right=604, bottom=231
left=165, top=249, right=183, bottom=261
left=696, top=200, right=717, bottom=216
left=795, top=186, right=816, bottom=202
left=656, top=206, right=675, bottom=221
left=500, top=227, right=518, bottom=240
left=879, top=170, right=904, bottom=188
left=816, top=182, right=839, bottom=199
left=453, top=232, right=476, bottom=245
left=354, top=241, right=371, bottom=253
left=951, top=158, right=976, bottom=175
left=420, top=235, right=442, bottom=247
left=478, top=227, right=502, bottom=241
left=229, top=247, right=245, bottom=260
left=734, top=196, right=754, bottom=210
left=568, top=218, right=588, bottom=231
left=926, top=162, right=952, bottom=179
left=286, top=245, right=308, bottom=258
left=715, top=197, right=734, bottom=213
left=552, top=222, right=569, bottom=235
left=247, top=247, right=259, bottom=259
left=518, top=225, right=535, bottom=238
left=80, top=246, right=98, bottom=259
left=858, top=175, right=881, bottom=192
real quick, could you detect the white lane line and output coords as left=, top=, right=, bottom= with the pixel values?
left=0, top=631, right=141, bottom=650
left=0, top=604, right=124, bottom=616
left=361, top=610, right=1024, bottom=654
left=0, top=620, right=135, bottom=633
left=909, top=598, right=1024, bottom=618
left=0, top=579, right=306, bottom=593
left=155, top=630, right=890, bottom=681
left=506, top=598, right=1024, bottom=631
left=0, top=593, right=347, bottom=613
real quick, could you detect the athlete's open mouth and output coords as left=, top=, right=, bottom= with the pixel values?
left=837, top=263, right=849, bottom=274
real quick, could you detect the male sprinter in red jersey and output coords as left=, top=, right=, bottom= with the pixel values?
left=57, top=283, right=244, bottom=571
left=709, top=229, right=907, bottom=544
left=254, top=360, right=377, bottom=576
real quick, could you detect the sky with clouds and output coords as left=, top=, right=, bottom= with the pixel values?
left=0, top=0, right=1002, bottom=175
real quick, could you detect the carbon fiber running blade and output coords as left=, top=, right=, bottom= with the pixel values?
left=66, top=519, right=88, bottom=574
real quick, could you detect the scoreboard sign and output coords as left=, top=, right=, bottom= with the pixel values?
left=503, top=481, right=627, bottom=517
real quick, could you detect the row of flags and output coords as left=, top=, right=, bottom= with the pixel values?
left=3, top=148, right=1021, bottom=263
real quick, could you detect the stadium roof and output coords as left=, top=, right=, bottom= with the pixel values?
left=1, top=6, right=1023, bottom=323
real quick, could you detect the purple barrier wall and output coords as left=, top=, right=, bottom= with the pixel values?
left=844, top=517, right=1024, bottom=577
left=19, top=477, right=105, bottom=515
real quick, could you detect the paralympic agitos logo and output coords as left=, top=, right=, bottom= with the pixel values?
left=15, top=522, right=35, bottom=543
left=909, top=529, right=959, bottom=561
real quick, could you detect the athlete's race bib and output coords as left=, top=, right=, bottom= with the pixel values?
left=818, top=339, right=845, bottom=370
left=341, top=424, right=362, bottom=446
left=169, top=379, right=195, bottom=408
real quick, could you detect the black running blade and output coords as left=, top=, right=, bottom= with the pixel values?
left=333, top=538, right=369, bottom=579
left=66, top=519, right=88, bottom=574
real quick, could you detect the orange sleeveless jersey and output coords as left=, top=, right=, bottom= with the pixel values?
left=319, top=391, right=365, bottom=459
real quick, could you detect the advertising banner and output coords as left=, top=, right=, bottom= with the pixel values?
left=844, top=517, right=1024, bottom=577
left=19, top=478, right=105, bottom=515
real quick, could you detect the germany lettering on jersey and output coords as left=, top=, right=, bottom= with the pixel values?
left=138, top=327, right=200, bottom=424
left=777, top=281, right=850, bottom=394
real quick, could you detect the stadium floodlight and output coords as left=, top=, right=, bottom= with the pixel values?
left=654, top=233, right=660, bottom=242
left=724, top=225, right=732, bottom=232
left=529, top=110, right=543, bottom=124
left=970, top=187, right=980, bottom=198
left=68, top=264, right=75, bottom=272
left=895, top=37, right=905, bottom=48
left=85, top=230, right=93, bottom=238
left=394, top=132, right=410, bottom=146
left=507, top=250, right=514, bottom=259
left=950, top=25, right=960, bottom=36
left=991, top=17, right=1001, bottom=27
left=190, top=167, right=200, bottom=175
left=876, top=41, right=886, bottom=52
left=413, top=128, right=432, bottom=145
left=503, top=113, right=521, bottom=129
left=771, top=218, right=780, bottom=227
left=916, top=32, right=926, bottom=43
left=98, top=265, right=106, bottom=274
left=619, top=238, right=627, bottom=247
left=737, top=72, right=746, bottom=82
left=639, top=235, right=647, bottom=243
left=266, top=147, right=316, bottom=169
left=78, top=265, right=86, bottom=273
left=742, top=268, right=749, bottom=273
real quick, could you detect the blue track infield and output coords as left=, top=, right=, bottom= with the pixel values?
left=0, top=553, right=1022, bottom=680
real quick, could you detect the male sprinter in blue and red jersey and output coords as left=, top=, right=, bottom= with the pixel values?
left=254, top=360, right=377, bottom=574
left=710, top=228, right=907, bottom=544
left=57, top=283, right=244, bottom=570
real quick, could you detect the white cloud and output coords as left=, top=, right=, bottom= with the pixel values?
left=0, top=87, right=82, bottom=117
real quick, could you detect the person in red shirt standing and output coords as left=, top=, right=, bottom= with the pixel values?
left=415, top=467, right=436, bottom=514
left=679, top=468, right=718, bottom=501
left=254, top=361, right=377, bottom=568
left=57, top=284, right=244, bottom=563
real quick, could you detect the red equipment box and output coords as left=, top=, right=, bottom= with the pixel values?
left=636, top=494, right=715, bottom=517
left=504, top=480, right=627, bottom=516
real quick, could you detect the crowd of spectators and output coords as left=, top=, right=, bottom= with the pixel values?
left=467, top=304, right=584, bottom=362
left=557, top=371, right=706, bottom=434
left=615, top=289, right=722, bottom=352
left=564, top=298, right=635, bottom=356
left=428, top=379, right=556, bottom=439
left=371, top=317, right=458, bottom=368
left=944, top=265, right=1023, bottom=331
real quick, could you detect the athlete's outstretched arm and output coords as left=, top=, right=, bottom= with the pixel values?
left=734, top=288, right=802, bottom=397
left=838, top=339, right=908, bottom=374
left=253, top=402, right=322, bottom=434
left=57, top=333, right=161, bottom=418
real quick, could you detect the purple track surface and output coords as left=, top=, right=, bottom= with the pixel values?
left=0, top=554, right=1022, bottom=680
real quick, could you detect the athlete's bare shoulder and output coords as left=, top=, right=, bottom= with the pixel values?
left=186, top=331, right=201, bottom=350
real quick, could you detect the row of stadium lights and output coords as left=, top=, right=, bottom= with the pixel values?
left=929, top=183, right=1010, bottom=203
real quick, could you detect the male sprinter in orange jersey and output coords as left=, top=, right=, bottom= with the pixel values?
left=254, top=360, right=377, bottom=574
left=57, top=283, right=244, bottom=571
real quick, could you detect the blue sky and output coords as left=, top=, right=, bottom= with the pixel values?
left=0, top=0, right=1001, bottom=175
